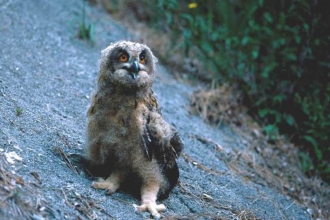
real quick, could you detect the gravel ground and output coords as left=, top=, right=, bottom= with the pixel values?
left=0, top=0, right=311, bottom=219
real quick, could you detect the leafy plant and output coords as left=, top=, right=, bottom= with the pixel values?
left=142, top=0, right=330, bottom=181
left=77, top=0, right=94, bottom=43
left=15, top=107, right=23, bottom=116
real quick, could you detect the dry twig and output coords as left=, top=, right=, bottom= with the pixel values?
left=53, top=147, right=78, bottom=174
left=182, top=153, right=226, bottom=176
left=57, top=132, right=72, bottom=149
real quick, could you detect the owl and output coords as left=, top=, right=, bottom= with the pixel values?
left=84, top=41, right=183, bottom=218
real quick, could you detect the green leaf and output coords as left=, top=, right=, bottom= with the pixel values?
left=294, top=35, right=301, bottom=44
left=241, top=36, right=249, bottom=46
left=299, top=152, right=313, bottom=172
left=263, top=124, right=278, bottom=140
left=303, top=23, right=309, bottom=32
left=273, top=94, right=284, bottom=103
left=304, top=135, right=322, bottom=161
left=258, top=108, right=269, bottom=118
left=252, top=49, right=259, bottom=59
left=322, top=165, right=330, bottom=174
left=284, top=114, right=295, bottom=126
left=263, top=12, right=273, bottom=23
left=286, top=53, right=297, bottom=61
left=200, top=41, right=213, bottom=55
left=304, top=135, right=317, bottom=147
left=261, top=62, right=277, bottom=78
left=88, top=23, right=95, bottom=43
left=180, top=13, right=194, bottom=25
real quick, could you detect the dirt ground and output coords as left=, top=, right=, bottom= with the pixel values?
left=0, top=0, right=327, bottom=219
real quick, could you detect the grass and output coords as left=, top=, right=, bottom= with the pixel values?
left=15, top=107, right=23, bottom=116
left=77, top=0, right=94, bottom=43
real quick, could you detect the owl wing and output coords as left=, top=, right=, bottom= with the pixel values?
left=141, top=91, right=183, bottom=164
left=142, top=111, right=183, bottom=167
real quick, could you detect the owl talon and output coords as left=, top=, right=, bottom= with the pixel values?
left=91, top=178, right=105, bottom=189
left=133, top=202, right=166, bottom=219
left=92, top=181, right=119, bottom=195
left=104, top=188, right=116, bottom=195
left=92, top=171, right=121, bottom=196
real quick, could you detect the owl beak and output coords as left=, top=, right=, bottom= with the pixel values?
left=129, top=61, right=140, bottom=79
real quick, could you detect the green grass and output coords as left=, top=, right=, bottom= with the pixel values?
left=15, top=107, right=23, bottom=116
left=77, top=0, right=94, bottom=43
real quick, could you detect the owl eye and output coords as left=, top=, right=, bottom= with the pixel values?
left=139, top=54, right=146, bottom=64
left=119, top=54, right=128, bottom=62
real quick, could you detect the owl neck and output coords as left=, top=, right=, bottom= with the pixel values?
left=98, top=83, right=151, bottom=106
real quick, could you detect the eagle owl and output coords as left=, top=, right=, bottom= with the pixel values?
left=85, top=41, right=183, bottom=218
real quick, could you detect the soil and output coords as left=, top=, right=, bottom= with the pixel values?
left=0, top=0, right=321, bottom=219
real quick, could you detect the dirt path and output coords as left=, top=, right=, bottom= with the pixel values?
left=0, top=1, right=311, bottom=219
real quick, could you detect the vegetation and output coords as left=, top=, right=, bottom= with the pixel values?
left=78, top=0, right=94, bottom=43
left=15, top=107, right=23, bottom=116
left=134, top=0, right=330, bottom=181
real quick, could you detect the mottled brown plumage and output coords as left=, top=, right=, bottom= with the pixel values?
left=85, top=41, right=183, bottom=218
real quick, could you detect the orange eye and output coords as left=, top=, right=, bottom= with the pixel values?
left=139, top=55, right=145, bottom=64
left=119, top=54, right=128, bottom=62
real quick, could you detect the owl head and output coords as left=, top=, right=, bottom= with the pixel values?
left=99, top=41, right=158, bottom=90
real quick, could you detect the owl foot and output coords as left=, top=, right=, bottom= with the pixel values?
left=133, top=202, right=166, bottom=219
left=91, top=171, right=121, bottom=195
left=134, top=183, right=165, bottom=219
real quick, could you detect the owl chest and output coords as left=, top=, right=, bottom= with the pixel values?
left=106, top=104, right=147, bottom=141
left=105, top=106, right=149, bottom=162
